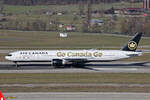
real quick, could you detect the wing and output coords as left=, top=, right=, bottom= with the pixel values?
left=64, top=58, right=88, bottom=63
left=64, top=58, right=100, bottom=71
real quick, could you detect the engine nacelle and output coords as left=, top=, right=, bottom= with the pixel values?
left=52, top=59, right=70, bottom=66
left=52, top=59, right=63, bottom=66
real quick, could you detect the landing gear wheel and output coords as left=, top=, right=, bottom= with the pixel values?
left=14, top=62, right=20, bottom=69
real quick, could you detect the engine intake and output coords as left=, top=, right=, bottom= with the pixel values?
left=52, top=59, right=63, bottom=66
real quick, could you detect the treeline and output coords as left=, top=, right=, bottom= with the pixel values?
left=3, top=0, right=142, bottom=5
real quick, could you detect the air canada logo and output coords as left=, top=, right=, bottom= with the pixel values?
left=0, top=91, right=5, bottom=100
left=128, top=41, right=137, bottom=50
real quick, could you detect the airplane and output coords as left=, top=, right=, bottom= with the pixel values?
left=5, top=32, right=143, bottom=69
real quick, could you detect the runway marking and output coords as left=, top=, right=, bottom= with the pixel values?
left=6, top=96, right=16, bottom=99
left=1, top=83, right=150, bottom=87
left=94, top=68, right=138, bottom=71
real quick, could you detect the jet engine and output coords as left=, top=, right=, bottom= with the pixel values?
left=52, top=59, right=63, bottom=66
left=52, top=59, right=69, bottom=67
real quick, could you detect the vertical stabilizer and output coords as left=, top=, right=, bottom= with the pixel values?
left=122, top=32, right=142, bottom=51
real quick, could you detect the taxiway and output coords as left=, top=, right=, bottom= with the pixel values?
left=4, top=92, right=150, bottom=100
left=0, top=61, right=149, bottom=73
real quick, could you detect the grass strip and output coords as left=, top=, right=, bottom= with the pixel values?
left=1, top=86, right=150, bottom=93
left=0, top=73, right=150, bottom=84
left=0, top=30, right=149, bottom=47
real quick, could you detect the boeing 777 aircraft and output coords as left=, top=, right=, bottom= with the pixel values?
left=5, top=32, right=142, bottom=68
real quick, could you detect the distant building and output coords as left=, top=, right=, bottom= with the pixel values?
left=66, top=25, right=76, bottom=31
left=123, top=8, right=142, bottom=15
left=59, top=24, right=64, bottom=28
left=46, top=11, right=54, bottom=15
left=59, top=33, right=68, bottom=38
left=114, top=9, right=122, bottom=14
left=91, top=19, right=104, bottom=26
left=57, top=12, right=63, bottom=16
left=144, top=0, right=150, bottom=9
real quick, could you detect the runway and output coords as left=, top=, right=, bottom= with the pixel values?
left=4, top=92, right=150, bottom=100
left=0, top=61, right=150, bottom=73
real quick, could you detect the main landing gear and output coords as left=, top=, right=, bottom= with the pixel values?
left=14, top=62, right=20, bottom=69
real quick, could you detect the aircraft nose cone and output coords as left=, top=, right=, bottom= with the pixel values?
left=5, top=56, right=10, bottom=60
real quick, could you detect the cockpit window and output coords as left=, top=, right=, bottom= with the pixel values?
left=8, top=54, right=12, bottom=56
